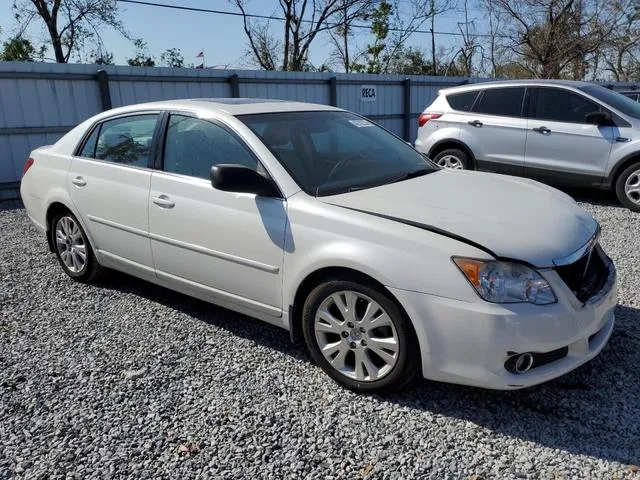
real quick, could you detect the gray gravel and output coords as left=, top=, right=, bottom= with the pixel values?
left=1, top=194, right=639, bottom=480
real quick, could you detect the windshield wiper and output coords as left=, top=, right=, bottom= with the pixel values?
left=388, top=167, right=433, bottom=184
left=316, top=167, right=433, bottom=196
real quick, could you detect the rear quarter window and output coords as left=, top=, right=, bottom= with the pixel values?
left=445, top=91, right=479, bottom=112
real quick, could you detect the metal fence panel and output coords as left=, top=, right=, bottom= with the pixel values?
left=0, top=61, right=638, bottom=188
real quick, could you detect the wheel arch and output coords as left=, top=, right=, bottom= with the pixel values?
left=44, top=199, right=95, bottom=254
left=288, top=266, right=421, bottom=360
left=427, top=139, right=477, bottom=169
left=606, top=153, right=640, bottom=189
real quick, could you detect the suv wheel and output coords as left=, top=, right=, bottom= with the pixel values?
left=302, top=279, right=418, bottom=393
left=615, top=162, right=640, bottom=212
left=432, top=148, right=470, bottom=170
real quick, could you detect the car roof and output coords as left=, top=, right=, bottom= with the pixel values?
left=440, top=79, right=594, bottom=94
left=102, top=98, right=343, bottom=117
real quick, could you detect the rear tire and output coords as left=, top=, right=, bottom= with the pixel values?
left=51, top=212, right=103, bottom=282
left=432, top=148, right=470, bottom=170
left=615, top=162, right=640, bottom=212
left=301, top=279, right=419, bottom=393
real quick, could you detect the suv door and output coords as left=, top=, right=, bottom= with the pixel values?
left=524, top=87, right=614, bottom=186
left=458, top=86, right=528, bottom=175
left=148, top=113, right=287, bottom=319
left=69, top=113, right=160, bottom=281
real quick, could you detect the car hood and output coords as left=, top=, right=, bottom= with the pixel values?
left=319, top=170, right=598, bottom=268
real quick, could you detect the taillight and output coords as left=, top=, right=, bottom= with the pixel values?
left=418, top=113, right=442, bottom=127
left=22, top=157, right=34, bottom=177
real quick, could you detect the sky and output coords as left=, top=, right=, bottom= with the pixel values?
left=0, top=0, right=486, bottom=70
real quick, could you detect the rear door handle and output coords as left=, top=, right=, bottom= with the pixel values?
left=616, top=137, right=631, bottom=143
left=468, top=120, right=483, bottom=127
left=71, top=176, right=86, bottom=187
left=152, top=195, right=175, bottom=209
left=532, top=126, right=551, bottom=134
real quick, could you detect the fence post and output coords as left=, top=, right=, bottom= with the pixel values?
left=96, top=69, right=112, bottom=111
left=229, top=74, right=240, bottom=98
left=403, top=78, right=412, bottom=142
left=329, top=76, right=338, bottom=106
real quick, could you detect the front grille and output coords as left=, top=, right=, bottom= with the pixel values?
left=555, top=245, right=608, bottom=302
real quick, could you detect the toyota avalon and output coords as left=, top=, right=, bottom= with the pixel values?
left=20, top=99, right=617, bottom=393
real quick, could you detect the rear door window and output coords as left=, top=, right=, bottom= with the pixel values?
left=94, top=114, right=159, bottom=167
left=78, top=125, right=100, bottom=158
left=473, top=87, right=526, bottom=117
left=446, top=91, right=479, bottom=112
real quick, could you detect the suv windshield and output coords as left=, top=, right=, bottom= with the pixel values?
left=238, top=111, right=435, bottom=196
left=579, top=85, right=640, bottom=119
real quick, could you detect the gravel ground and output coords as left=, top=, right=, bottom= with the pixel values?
left=1, top=194, right=639, bottom=480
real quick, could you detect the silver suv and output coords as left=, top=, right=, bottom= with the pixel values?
left=414, top=80, right=640, bottom=212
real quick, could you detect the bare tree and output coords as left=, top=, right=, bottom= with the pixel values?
left=360, top=0, right=455, bottom=74
left=327, top=0, right=374, bottom=72
left=450, top=0, right=481, bottom=76
left=596, top=2, right=640, bottom=81
left=481, top=0, right=505, bottom=77
left=240, top=21, right=281, bottom=70
left=428, top=0, right=456, bottom=75
left=12, top=0, right=130, bottom=63
left=486, top=0, right=622, bottom=79
left=232, top=0, right=371, bottom=71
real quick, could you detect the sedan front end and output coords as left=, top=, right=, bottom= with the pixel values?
left=391, top=241, right=616, bottom=389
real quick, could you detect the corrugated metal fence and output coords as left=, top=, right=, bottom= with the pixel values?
left=1, top=61, right=638, bottom=196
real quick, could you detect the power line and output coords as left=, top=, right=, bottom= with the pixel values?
left=115, top=0, right=509, bottom=38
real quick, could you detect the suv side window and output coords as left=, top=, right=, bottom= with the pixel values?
left=473, top=87, right=526, bottom=117
left=93, top=114, right=159, bottom=167
left=163, top=115, right=258, bottom=179
left=446, top=91, right=479, bottom=112
left=534, top=88, right=601, bottom=123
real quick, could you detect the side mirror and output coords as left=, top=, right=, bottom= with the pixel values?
left=210, top=164, right=280, bottom=197
left=585, top=111, right=612, bottom=126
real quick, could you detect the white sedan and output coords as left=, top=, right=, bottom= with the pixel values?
left=20, top=99, right=617, bottom=393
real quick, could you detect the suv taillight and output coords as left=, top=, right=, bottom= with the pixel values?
left=22, top=157, right=34, bottom=177
left=418, top=113, right=442, bottom=127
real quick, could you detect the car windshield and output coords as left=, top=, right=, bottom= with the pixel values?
left=579, top=85, right=640, bottom=119
left=238, top=111, right=436, bottom=196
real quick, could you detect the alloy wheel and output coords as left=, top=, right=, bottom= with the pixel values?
left=55, top=216, right=87, bottom=273
left=436, top=154, right=464, bottom=169
left=314, top=290, right=399, bottom=382
left=624, top=169, right=640, bottom=205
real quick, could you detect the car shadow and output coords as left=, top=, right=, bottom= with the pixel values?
left=558, top=186, right=623, bottom=208
left=94, top=270, right=639, bottom=466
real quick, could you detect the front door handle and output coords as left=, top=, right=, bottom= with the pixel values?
left=468, top=120, right=483, bottom=127
left=616, top=137, right=631, bottom=143
left=532, top=126, right=551, bottom=134
left=71, top=176, right=86, bottom=187
left=152, top=195, right=175, bottom=209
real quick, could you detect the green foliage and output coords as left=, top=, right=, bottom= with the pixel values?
left=160, top=48, right=184, bottom=68
left=0, top=36, right=45, bottom=62
left=90, top=51, right=114, bottom=65
left=127, top=39, right=155, bottom=67
left=365, top=0, right=392, bottom=73
left=13, top=0, right=130, bottom=63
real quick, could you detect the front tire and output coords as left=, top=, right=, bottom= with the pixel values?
left=51, top=212, right=102, bottom=282
left=432, top=148, right=470, bottom=170
left=615, top=162, right=640, bottom=212
left=301, top=280, right=418, bottom=393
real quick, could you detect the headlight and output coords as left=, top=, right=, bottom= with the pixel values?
left=453, top=258, right=556, bottom=305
